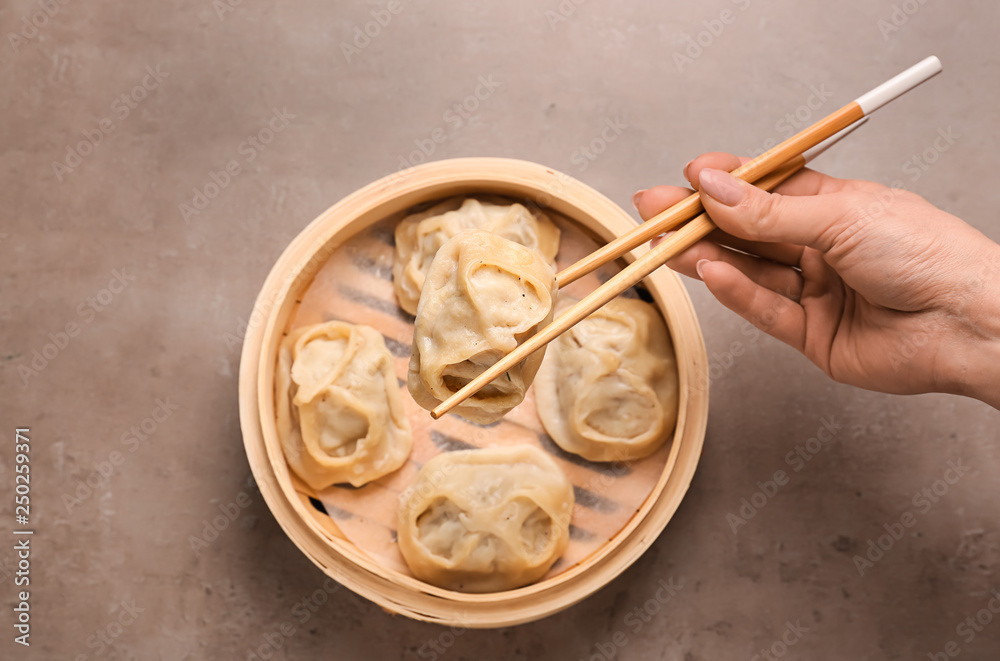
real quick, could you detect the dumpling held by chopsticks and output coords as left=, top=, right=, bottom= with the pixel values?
left=408, top=230, right=558, bottom=424
left=392, top=197, right=560, bottom=315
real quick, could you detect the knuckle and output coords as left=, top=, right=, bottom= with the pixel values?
left=746, top=191, right=785, bottom=239
left=849, top=180, right=888, bottom=195
left=841, top=200, right=874, bottom=228
left=824, top=191, right=880, bottom=250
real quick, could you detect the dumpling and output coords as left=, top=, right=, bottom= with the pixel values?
left=275, top=321, right=412, bottom=489
left=534, top=297, right=679, bottom=462
left=392, top=197, right=561, bottom=315
left=408, top=230, right=558, bottom=424
left=397, top=445, right=574, bottom=592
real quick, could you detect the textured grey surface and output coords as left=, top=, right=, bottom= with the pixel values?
left=2, top=1, right=1000, bottom=659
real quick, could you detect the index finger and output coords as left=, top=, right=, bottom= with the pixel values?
left=684, top=152, right=857, bottom=198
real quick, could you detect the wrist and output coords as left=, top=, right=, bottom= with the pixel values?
left=943, top=247, right=1000, bottom=408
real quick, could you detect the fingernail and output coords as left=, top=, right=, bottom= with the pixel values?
left=631, top=189, right=646, bottom=209
left=695, top=259, right=710, bottom=279
left=683, top=160, right=693, bottom=178
left=699, top=169, right=744, bottom=206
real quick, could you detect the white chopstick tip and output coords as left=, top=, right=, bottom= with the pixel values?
left=855, top=56, right=943, bottom=115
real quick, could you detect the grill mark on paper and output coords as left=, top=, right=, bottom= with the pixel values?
left=338, top=284, right=415, bottom=324
left=429, top=430, right=477, bottom=453
left=572, top=485, right=619, bottom=513
left=536, top=432, right=633, bottom=477
left=347, top=248, right=393, bottom=281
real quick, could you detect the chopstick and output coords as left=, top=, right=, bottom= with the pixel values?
left=429, top=133, right=826, bottom=420
left=556, top=56, right=942, bottom=288
left=430, top=57, right=942, bottom=420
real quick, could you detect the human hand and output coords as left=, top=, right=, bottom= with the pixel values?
left=633, top=152, right=1000, bottom=408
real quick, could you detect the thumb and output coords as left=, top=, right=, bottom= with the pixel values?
left=698, top=168, right=859, bottom=250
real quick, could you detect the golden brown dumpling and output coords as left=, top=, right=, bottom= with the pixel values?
left=275, top=321, right=412, bottom=488
left=392, top=197, right=560, bottom=315
left=408, top=230, right=558, bottom=424
left=534, top=297, right=679, bottom=462
left=397, top=445, right=574, bottom=592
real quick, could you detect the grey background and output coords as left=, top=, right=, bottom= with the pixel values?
left=3, top=0, right=1000, bottom=659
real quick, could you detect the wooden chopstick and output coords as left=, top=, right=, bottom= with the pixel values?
left=556, top=56, right=942, bottom=288
left=429, top=158, right=801, bottom=420
left=430, top=57, right=942, bottom=420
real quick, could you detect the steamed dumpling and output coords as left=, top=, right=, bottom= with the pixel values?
left=397, top=445, right=574, bottom=592
left=275, top=321, right=412, bottom=489
left=408, top=230, right=558, bottom=424
left=392, top=197, right=560, bottom=315
left=534, top=297, right=679, bottom=462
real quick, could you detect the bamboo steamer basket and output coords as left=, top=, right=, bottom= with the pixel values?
left=238, top=158, right=709, bottom=628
